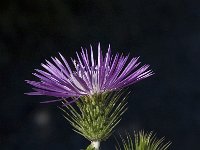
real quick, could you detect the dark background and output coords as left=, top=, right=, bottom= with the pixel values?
left=0, top=0, right=200, bottom=149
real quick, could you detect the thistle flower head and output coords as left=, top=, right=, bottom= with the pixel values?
left=26, top=44, right=153, bottom=103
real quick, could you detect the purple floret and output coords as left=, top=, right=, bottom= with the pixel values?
left=25, top=43, right=153, bottom=103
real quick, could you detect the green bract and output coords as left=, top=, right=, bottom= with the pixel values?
left=60, top=91, right=128, bottom=142
left=115, top=131, right=171, bottom=150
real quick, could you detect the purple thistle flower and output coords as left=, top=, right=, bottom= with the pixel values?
left=25, top=44, right=153, bottom=103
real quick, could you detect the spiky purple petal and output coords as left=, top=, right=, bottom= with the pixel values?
left=26, top=44, right=153, bottom=103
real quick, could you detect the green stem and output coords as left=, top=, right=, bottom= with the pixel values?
left=91, top=141, right=100, bottom=150
left=86, top=141, right=100, bottom=150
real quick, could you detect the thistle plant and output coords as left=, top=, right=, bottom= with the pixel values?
left=24, top=43, right=170, bottom=150
left=115, top=131, right=171, bottom=150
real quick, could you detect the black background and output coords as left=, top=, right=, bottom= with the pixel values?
left=0, top=0, right=200, bottom=149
